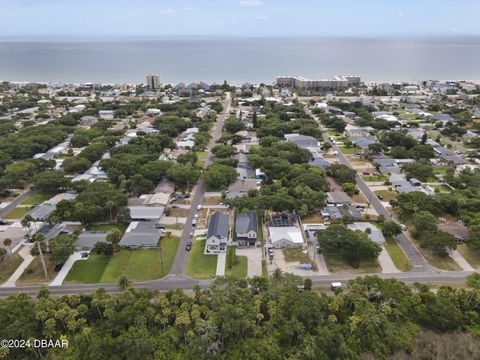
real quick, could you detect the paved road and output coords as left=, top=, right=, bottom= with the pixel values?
left=0, top=270, right=473, bottom=298
left=304, top=106, right=430, bottom=272
left=167, top=95, right=231, bottom=277
left=0, top=189, right=35, bottom=218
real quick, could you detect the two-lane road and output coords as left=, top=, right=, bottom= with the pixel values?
left=167, top=94, right=231, bottom=277
left=304, top=105, right=430, bottom=272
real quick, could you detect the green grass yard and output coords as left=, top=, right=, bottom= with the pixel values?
left=374, top=190, right=398, bottom=202
left=339, top=146, right=357, bottom=155
left=384, top=236, right=412, bottom=272
left=20, top=193, right=51, bottom=205
left=225, top=247, right=248, bottom=279
left=363, top=175, right=387, bottom=183
left=283, top=248, right=310, bottom=263
left=185, top=239, right=217, bottom=279
left=4, top=206, right=32, bottom=220
left=323, top=251, right=381, bottom=274
left=65, top=237, right=179, bottom=284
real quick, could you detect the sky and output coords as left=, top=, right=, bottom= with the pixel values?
left=0, top=0, right=479, bottom=38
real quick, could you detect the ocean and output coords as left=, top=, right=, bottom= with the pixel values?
left=0, top=36, right=479, bottom=84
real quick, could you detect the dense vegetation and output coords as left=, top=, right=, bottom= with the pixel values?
left=1, top=275, right=480, bottom=359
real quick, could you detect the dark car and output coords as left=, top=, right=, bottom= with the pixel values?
left=377, top=195, right=384, bottom=200
left=54, top=263, right=64, bottom=272
left=0, top=220, right=11, bottom=226
left=186, top=240, right=192, bottom=251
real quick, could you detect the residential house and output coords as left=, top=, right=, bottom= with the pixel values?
left=119, top=220, right=162, bottom=248
left=235, top=211, right=258, bottom=246
left=326, top=191, right=353, bottom=206
left=347, top=222, right=385, bottom=245
left=321, top=205, right=362, bottom=221
left=439, top=222, right=469, bottom=243
left=268, top=219, right=304, bottom=248
left=205, top=212, right=230, bottom=254
left=76, top=231, right=108, bottom=251
left=128, top=206, right=164, bottom=221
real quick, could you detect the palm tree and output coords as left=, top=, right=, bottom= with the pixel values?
left=32, top=233, right=48, bottom=279
left=106, top=201, right=115, bottom=223
left=117, top=276, right=130, bottom=291
left=3, top=238, right=12, bottom=255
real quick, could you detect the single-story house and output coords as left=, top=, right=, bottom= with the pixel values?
left=128, top=206, right=164, bottom=221
left=284, top=134, right=320, bottom=150
left=27, top=203, right=56, bottom=221
left=268, top=225, right=304, bottom=248
left=347, top=222, right=385, bottom=245
left=206, top=212, right=230, bottom=254
left=439, top=222, right=469, bottom=243
left=76, top=231, right=108, bottom=251
left=235, top=211, right=258, bottom=246
left=322, top=205, right=362, bottom=221
left=119, top=220, right=161, bottom=248
left=226, top=179, right=258, bottom=199
left=326, top=191, right=353, bottom=206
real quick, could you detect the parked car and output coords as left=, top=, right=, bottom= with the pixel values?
left=400, top=224, right=407, bottom=231
left=54, top=263, right=64, bottom=272
left=192, top=219, right=197, bottom=227
left=197, top=205, right=202, bottom=211
left=194, top=214, right=199, bottom=220
left=377, top=195, right=384, bottom=200
left=185, top=240, right=192, bottom=251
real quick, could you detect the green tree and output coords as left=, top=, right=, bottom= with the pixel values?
left=32, top=170, right=70, bottom=194
left=49, top=234, right=76, bottom=264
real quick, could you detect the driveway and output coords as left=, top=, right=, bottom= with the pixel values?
left=236, top=247, right=262, bottom=278
left=216, top=252, right=226, bottom=277
left=50, top=252, right=86, bottom=286
left=448, top=249, right=475, bottom=272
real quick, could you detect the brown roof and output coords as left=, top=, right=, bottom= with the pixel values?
left=439, top=223, right=469, bottom=240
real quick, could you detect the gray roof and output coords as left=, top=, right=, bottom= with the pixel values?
left=347, top=222, right=385, bottom=245
left=207, top=212, right=229, bottom=239
left=326, top=191, right=353, bottom=205
left=309, top=157, right=331, bottom=169
left=285, top=134, right=319, bottom=149
left=27, top=203, right=56, bottom=220
left=119, top=221, right=161, bottom=247
left=76, top=231, right=108, bottom=251
left=128, top=206, right=164, bottom=220
left=236, top=211, right=258, bottom=234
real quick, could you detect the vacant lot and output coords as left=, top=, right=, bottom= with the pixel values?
left=384, top=236, right=412, bottom=272
left=283, top=248, right=310, bottom=263
left=17, top=255, right=56, bottom=284
left=323, top=251, right=381, bottom=274
left=0, top=253, right=23, bottom=284
left=374, top=190, right=398, bottom=202
left=185, top=239, right=217, bottom=279
left=65, top=237, right=179, bottom=283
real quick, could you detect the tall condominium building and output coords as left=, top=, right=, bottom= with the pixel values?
left=276, top=75, right=361, bottom=90
left=146, top=74, right=161, bottom=89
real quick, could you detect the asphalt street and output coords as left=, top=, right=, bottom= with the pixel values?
left=166, top=94, right=231, bottom=278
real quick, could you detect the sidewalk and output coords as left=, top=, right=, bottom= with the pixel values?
left=0, top=244, right=34, bottom=287
left=216, top=252, right=226, bottom=277
left=49, top=252, right=85, bottom=286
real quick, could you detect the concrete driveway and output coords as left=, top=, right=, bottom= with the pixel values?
left=236, top=247, right=262, bottom=278
left=378, top=247, right=401, bottom=273
left=49, top=252, right=86, bottom=286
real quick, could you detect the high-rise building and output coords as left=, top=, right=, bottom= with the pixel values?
left=276, top=75, right=361, bottom=90
left=146, top=74, right=160, bottom=90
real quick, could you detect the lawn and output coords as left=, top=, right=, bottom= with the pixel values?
left=339, top=146, right=357, bottom=155
left=374, top=190, right=398, bottom=202
left=65, top=237, right=180, bottom=283
left=326, top=129, right=341, bottom=136
left=86, top=224, right=128, bottom=233
left=203, top=196, right=222, bottom=205
left=17, top=255, right=57, bottom=284
left=20, top=193, right=51, bottom=205
left=0, top=253, right=23, bottom=284
left=185, top=239, right=217, bottom=279
left=302, top=211, right=325, bottom=224
left=323, top=251, right=381, bottom=274
left=384, top=236, right=412, bottom=272
left=4, top=206, right=32, bottom=220
left=283, top=248, right=310, bottom=263
left=363, top=175, right=387, bottom=183
left=225, top=247, right=247, bottom=279
left=196, top=151, right=208, bottom=167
